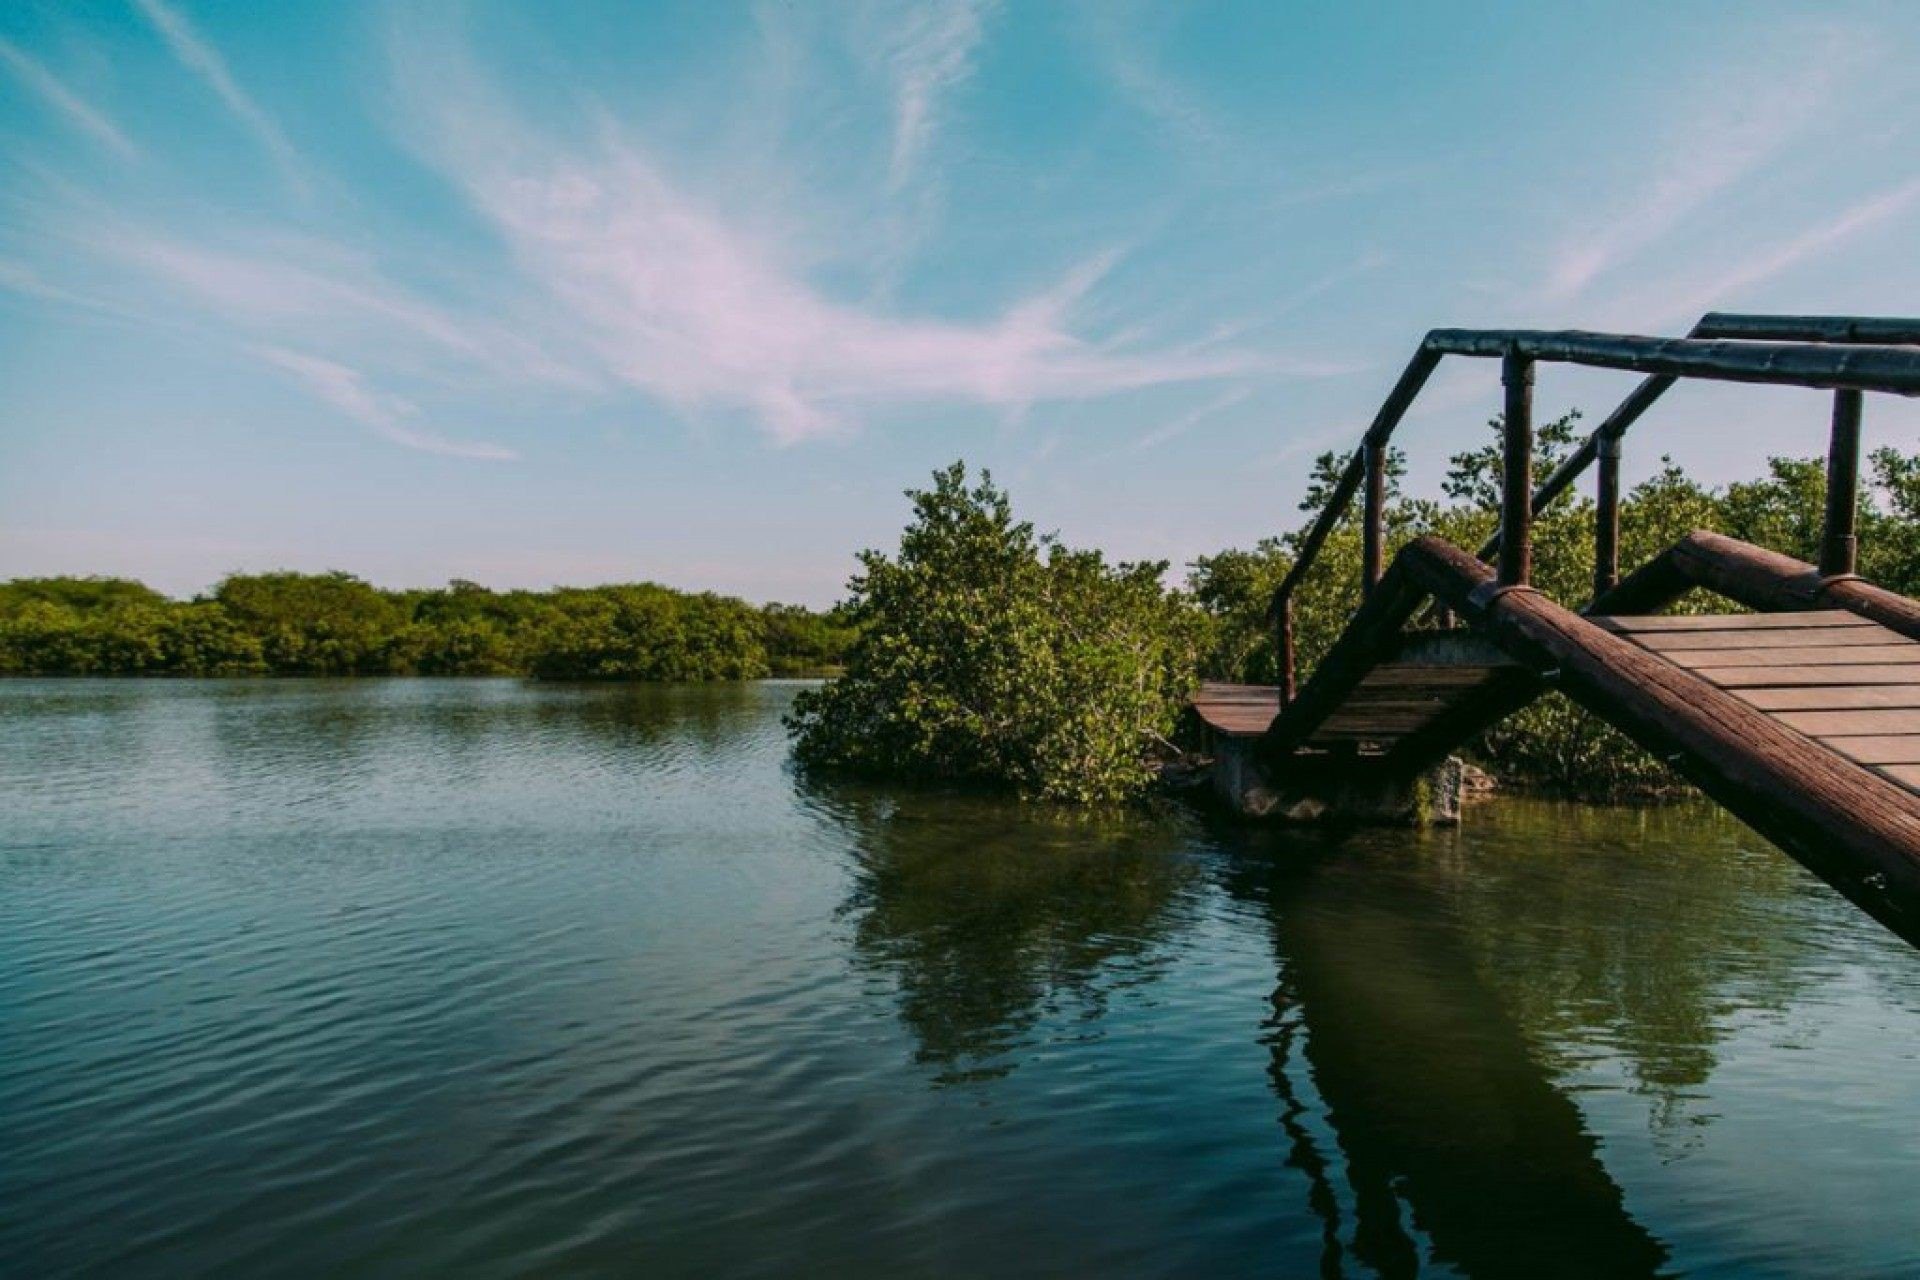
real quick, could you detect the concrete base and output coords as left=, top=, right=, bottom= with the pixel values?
left=1210, top=735, right=1463, bottom=826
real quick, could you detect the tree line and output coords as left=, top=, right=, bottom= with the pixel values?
left=0, top=573, right=855, bottom=679
left=792, top=436, right=1920, bottom=803
left=12, top=434, right=1918, bottom=802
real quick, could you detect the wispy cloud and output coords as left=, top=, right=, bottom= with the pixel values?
left=1076, top=1, right=1222, bottom=155
left=0, top=255, right=150, bottom=324
left=83, top=223, right=589, bottom=390
left=868, top=0, right=996, bottom=189
left=1622, top=177, right=1920, bottom=329
left=400, top=49, right=1270, bottom=443
left=0, top=37, right=138, bottom=159
left=1542, top=27, right=1862, bottom=301
left=131, top=0, right=306, bottom=192
left=1129, top=386, right=1251, bottom=452
left=255, top=346, right=518, bottom=460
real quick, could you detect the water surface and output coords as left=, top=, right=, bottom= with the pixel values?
left=3, top=680, right=1917, bottom=1277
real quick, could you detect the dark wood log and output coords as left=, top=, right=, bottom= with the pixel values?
left=1585, top=543, right=1694, bottom=617
left=1269, top=347, right=1443, bottom=608
left=1476, top=312, right=1915, bottom=571
left=1379, top=666, right=1542, bottom=776
left=1277, top=595, right=1296, bottom=706
left=1259, top=557, right=1432, bottom=763
left=1593, top=434, right=1621, bottom=601
left=1822, top=390, right=1864, bottom=576
left=1500, top=352, right=1534, bottom=587
left=1695, top=313, right=1920, bottom=344
left=1666, top=532, right=1920, bottom=641
left=1424, top=330, right=1920, bottom=397
left=1362, top=440, right=1387, bottom=594
left=1400, top=535, right=1920, bottom=946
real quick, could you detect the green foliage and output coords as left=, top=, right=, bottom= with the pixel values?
left=786, top=463, right=1205, bottom=803
left=760, top=602, right=859, bottom=676
left=0, top=570, right=848, bottom=681
left=1190, top=417, right=1920, bottom=799
left=530, top=586, right=767, bottom=680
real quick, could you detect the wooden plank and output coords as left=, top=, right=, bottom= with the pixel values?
left=1354, top=665, right=1505, bottom=689
left=1195, top=683, right=1278, bottom=700
left=1821, top=736, right=1920, bottom=766
left=1629, top=626, right=1906, bottom=652
left=1333, top=696, right=1458, bottom=713
left=1316, top=713, right=1434, bottom=733
left=1659, top=644, right=1920, bottom=668
left=1732, top=686, right=1920, bottom=711
left=1190, top=684, right=1281, bottom=738
left=1697, top=665, right=1920, bottom=688
left=1591, top=610, right=1869, bottom=632
left=1876, top=764, right=1920, bottom=793
left=1776, top=709, right=1920, bottom=736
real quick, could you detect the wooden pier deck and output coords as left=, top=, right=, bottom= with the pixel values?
left=1192, top=310, right=1920, bottom=947
left=1596, top=610, right=1920, bottom=794
left=1197, top=609, right=1920, bottom=798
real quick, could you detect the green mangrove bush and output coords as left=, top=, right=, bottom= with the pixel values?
left=786, top=463, right=1205, bottom=803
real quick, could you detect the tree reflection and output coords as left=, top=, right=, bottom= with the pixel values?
left=816, top=782, right=1199, bottom=1083
left=1215, top=820, right=1674, bottom=1278
left=1422, top=801, right=1820, bottom=1115
left=1211, top=798, right=1838, bottom=1278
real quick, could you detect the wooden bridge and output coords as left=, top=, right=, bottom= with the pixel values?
left=1191, top=313, right=1920, bottom=947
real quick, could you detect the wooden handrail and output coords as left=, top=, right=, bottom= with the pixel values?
left=1473, top=312, right=1920, bottom=568
left=1268, top=314, right=1920, bottom=705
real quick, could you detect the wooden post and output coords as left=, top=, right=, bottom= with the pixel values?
left=1822, top=389, right=1863, bottom=577
left=1277, top=594, right=1296, bottom=708
left=1593, top=434, right=1621, bottom=602
left=1499, top=351, right=1534, bottom=587
left=1362, top=441, right=1387, bottom=595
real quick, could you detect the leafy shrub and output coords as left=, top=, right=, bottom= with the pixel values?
left=786, top=463, right=1205, bottom=803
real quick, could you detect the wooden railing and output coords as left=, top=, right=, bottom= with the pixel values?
left=1268, top=315, right=1920, bottom=705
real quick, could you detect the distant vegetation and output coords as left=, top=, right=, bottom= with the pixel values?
left=0, top=573, right=854, bottom=680
left=14, top=436, right=1918, bottom=804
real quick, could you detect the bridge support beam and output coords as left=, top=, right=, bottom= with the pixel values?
left=1211, top=732, right=1464, bottom=826
left=1592, top=529, right=1920, bottom=641
left=1404, top=535, right=1920, bottom=946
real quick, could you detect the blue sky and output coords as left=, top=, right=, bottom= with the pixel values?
left=2, top=1, right=1917, bottom=605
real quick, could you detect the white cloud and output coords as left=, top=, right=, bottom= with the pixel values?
left=1075, top=1, right=1222, bottom=155
left=404, top=57, right=1273, bottom=443
left=255, top=345, right=518, bottom=460
left=1129, top=387, right=1251, bottom=452
left=1542, top=28, right=1862, bottom=302
left=867, top=0, right=996, bottom=189
left=1620, top=177, right=1920, bottom=329
left=0, top=38, right=137, bottom=159
left=131, top=0, right=305, bottom=192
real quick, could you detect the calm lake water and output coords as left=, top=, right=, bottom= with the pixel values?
left=3, top=680, right=1918, bottom=1278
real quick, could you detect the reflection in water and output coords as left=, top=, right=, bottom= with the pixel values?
left=818, top=781, right=1200, bottom=1081
left=1220, top=835, right=1669, bottom=1278
left=6, top=682, right=1920, bottom=1277
left=1430, top=805, right=1819, bottom=1088
left=822, top=780, right=1910, bottom=1276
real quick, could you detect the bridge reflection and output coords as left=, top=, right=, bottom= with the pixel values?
left=818, top=781, right=1830, bottom=1275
